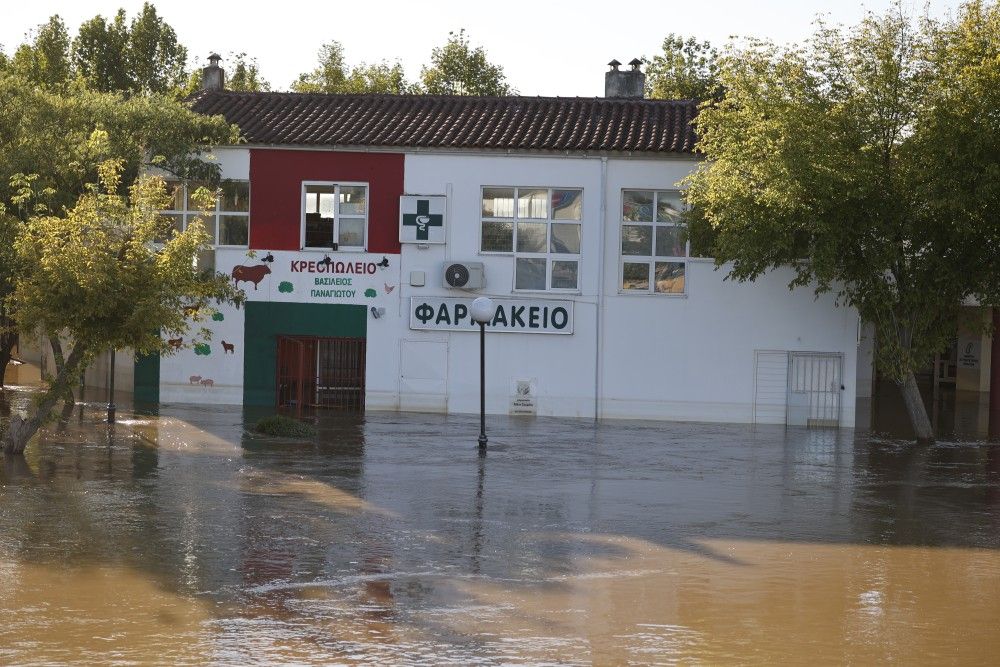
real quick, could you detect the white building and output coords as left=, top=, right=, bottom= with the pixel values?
left=118, top=60, right=861, bottom=428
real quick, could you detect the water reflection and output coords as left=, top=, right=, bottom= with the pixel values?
left=1, top=393, right=999, bottom=664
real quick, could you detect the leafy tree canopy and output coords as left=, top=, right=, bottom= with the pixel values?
left=9, top=3, right=188, bottom=96
left=645, top=33, right=720, bottom=100
left=683, top=0, right=1000, bottom=440
left=3, top=153, right=241, bottom=454
left=292, top=41, right=412, bottom=94
left=420, top=29, right=513, bottom=96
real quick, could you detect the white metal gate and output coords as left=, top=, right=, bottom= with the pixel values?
left=786, top=352, right=843, bottom=427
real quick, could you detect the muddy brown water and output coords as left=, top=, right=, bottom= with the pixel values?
left=1, top=388, right=999, bottom=665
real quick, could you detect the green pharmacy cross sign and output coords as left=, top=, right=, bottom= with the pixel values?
left=399, top=195, right=446, bottom=244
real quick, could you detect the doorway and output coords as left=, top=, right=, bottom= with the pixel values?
left=276, top=336, right=366, bottom=413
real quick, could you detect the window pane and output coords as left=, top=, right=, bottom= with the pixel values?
left=305, top=218, right=334, bottom=248
left=654, top=262, right=685, bottom=293
left=156, top=213, right=183, bottom=243
left=623, top=190, right=653, bottom=222
left=186, top=183, right=215, bottom=212
left=622, top=262, right=650, bottom=290
left=221, top=181, right=249, bottom=212
left=515, top=258, right=546, bottom=290
left=621, top=225, right=652, bottom=255
left=187, top=214, right=217, bottom=243
left=551, top=260, right=578, bottom=289
left=219, top=215, right=249, bottom=245
left=516, top=222, right=547, bottom=252
left=340, top=186, right=366, bottom=215
left=164, top=180, right=184, bottom=211
left=482, top=188, right=514, bottom=217
left=655, top=225, right=686, bottom=257
left=517, top=189, right=548, bottom=219
left=656, top=191, right=684, bottom=222
left=481, top=221, right=513, bottom=252
left=552, top=189, right=582, bottom=220
left=338, top=218, right=365, bottom=248
left=319, top=192, right=336, bottom=218
left=550, top=223, right=580, bottom=254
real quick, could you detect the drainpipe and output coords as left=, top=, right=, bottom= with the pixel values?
left=595, top=157, right=608, bottom=421
left=990, top=307, right=1000, bottom=438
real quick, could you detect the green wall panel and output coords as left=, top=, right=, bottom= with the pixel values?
left=133, top=351, right=161, bottom=404
left=243, top=302, right=367, bottom=406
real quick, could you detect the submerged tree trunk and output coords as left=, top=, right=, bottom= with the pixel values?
left=899, top=370, right=934, bottom=442
left=0, top=330, right=16, bottom=388
left=2, top=340, right=86, bottom=455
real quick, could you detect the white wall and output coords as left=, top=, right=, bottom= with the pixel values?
left=401, top=153, right=604, bottom=417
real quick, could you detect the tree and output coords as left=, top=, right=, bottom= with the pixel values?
left=228, top=52, right=270, bottom=92
left=10, top=15, right=72, bottom=89
left=419, top=29, right=512, bottom=96
left=125, top=2, right=188, bottom=95
left=645, top=34, right=720, bottom=100
left=683, top=1, right=1000, bottom=441
left=72, top=10, right=132, bottom=93
left=0, top=72, right=236, bottom=401
left=292, top=41, right=411, bottom=94
left=2, top=153, right=240, bottom=455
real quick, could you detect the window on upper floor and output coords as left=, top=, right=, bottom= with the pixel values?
left=302, top=182, right=368, bottom=251
left=480, top=186, right=583, bottom=291
left=158, top=179, right=250, bottom=246
left=620, top=189, right=688, bottom=294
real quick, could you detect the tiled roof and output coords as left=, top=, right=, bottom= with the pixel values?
left=188, top=91, right=698, bottom=154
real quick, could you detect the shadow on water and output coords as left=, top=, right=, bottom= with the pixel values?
left=2, top=386, right=1000, bottom=663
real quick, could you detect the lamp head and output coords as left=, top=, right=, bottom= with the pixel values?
left=470, top=296, right=495, bottom=324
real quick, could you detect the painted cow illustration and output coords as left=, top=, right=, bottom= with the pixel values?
left=167, top=337, right=183, bottom=349
left=231, top=264, right=271, bottom=290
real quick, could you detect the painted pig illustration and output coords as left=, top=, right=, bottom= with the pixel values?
left=231, top=264, right=271, bottom=290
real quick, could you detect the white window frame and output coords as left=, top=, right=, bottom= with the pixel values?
left=618, top=189, right=688, bottom=296
left=300, top=180, right=369, bottom=252
left=156, top=179, right=250, bottom=247
left=478, top=186, right=583, bottom=293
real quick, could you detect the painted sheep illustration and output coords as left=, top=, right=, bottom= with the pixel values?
left=221, top=340, right=235, bottom=354
left=231, top=264, right=271, bottom=290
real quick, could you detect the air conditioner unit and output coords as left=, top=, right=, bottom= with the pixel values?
left=442, top=261, right=485, bottom=289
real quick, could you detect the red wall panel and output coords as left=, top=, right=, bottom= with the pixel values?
left=249, top=148, right=404, bottom=253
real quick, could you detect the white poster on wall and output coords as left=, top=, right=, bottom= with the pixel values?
left=510, top=378, right=537, bottom=415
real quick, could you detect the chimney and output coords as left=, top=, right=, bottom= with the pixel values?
left=201, top=53, right=225, bottom=92
left=605, top=58, right=645, bottom=99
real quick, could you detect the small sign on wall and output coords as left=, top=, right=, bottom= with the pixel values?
left=958, top=338, right=981, bottom=369
left=510, top=378, right=537, bottom=416
left=399, top=195, right=447, bottom=244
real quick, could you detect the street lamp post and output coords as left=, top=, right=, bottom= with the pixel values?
left=107, top=348, right=116, bottom=424
left=470, top=297, right=495, bottom=451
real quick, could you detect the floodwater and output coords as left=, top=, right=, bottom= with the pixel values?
left=1, top=390, right=1000, bottom=665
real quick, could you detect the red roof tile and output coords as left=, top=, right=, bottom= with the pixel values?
left=189, top=91, right=698, bottom=154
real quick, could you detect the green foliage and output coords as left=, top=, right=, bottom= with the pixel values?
left=684, top=0, right=1000, bottom=390
left=228, top=52, right=270, bottom=92
left=278, top=281, right=294, bottom=293
left=125, top=2, right=187, bottom=95
left=211, top=312, right=224, bottom=321
left=72, top=10, right=131, bottom=93
left=292, top=41, right=412, bottom=94
left=253, top=414, right=317, bottom=438
left=10, top=15, right=72, bottom=90
left=193, top=343, right=212, bottom=356
left=13, top=159, right=241, bottom=356
left=364, top=288, right=377, bottom=298
left=419, top=29, right=512, bottom=96
left=645, top=34, right=720, bottom=100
